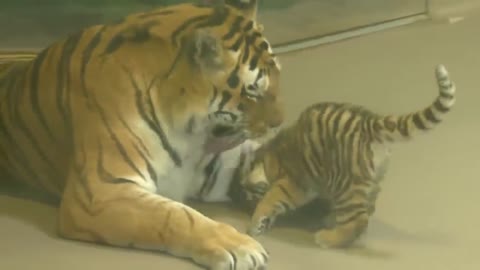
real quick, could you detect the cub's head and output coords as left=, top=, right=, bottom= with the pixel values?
left=188, top=1, right=284, bottom=153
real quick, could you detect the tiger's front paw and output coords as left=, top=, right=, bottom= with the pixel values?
left=195, top=222, right=269, bottom=270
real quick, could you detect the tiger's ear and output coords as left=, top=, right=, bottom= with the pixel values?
left=224, top=0, right=258, bottom=20
left=191, top=29, right=225, bottom=72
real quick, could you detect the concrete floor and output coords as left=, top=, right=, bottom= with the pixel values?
left=1, top=8, right=480, bottom=270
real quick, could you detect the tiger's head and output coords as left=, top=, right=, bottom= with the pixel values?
left=186, top=1, right=284, bottom=153
left=103, top=0, right=283, bottom=153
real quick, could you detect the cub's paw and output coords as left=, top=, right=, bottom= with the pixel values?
left=195, top=222, right=269, bottom=270
left=246, top=215, right=275, bottom=236
left=314, top=229, right=343, bottom=249
left=313, top=227, right=362, bottom=249
left=247, top=201, right=287, bottom=236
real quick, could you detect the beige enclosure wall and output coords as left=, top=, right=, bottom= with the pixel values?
left=1, top=0, right=479, bottom=50
left=429, top=0, right=480, bottom=14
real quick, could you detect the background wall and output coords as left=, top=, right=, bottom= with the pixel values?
left=0, top=0, right=429, bottom=50
left=1, top=0, right=479, bottom=50
left=428, top=0, right=480, bottom=15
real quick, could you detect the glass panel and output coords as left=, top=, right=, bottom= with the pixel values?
left=258, top=0, right=428, bottom=46
left=0, top=0, right=191, bottom=50
left=0, top=0, right=427, bottom=50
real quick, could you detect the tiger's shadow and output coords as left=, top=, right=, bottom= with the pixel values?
left=0, top=180, right=60, bottom=237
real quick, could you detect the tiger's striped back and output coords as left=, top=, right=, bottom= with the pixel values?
left=0, top=51, right=37, bottom=77
left=0, top=51, right=38, bottom=63
left=237, top=65, right=456, bottom=248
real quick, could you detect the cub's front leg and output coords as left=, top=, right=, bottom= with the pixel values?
left=58, top=142, right=268, bottom=270
left=247, top=177, right=311, bottom=236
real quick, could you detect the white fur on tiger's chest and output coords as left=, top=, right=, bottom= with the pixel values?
left=150, top=127, right=244, bottom=203
left=121, top=112, right=214, bottom=202
left=194, top=140, right=261, bottom=203
left=154, top=130, right=209, bottom=202
left=197, top=146, right=242, bottom=202
left=134, top=112, right=256, bottom=203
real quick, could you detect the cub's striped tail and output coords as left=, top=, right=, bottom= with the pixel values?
left=375, top=64, right=456, bottom=142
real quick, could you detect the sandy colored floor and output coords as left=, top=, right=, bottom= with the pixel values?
left=1, top=7, right=480, bottom=270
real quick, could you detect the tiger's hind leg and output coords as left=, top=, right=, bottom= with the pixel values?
left=246, top=177, right=312, bottom=236
left=313, top=189, right=370, bottom=248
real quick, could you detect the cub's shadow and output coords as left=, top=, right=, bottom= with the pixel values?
left=190, top=197, right=336, bottom=248
left=191, top=198, right=451, bottom=259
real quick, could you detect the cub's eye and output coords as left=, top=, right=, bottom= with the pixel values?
left=247, top=84, right=257, bottom=91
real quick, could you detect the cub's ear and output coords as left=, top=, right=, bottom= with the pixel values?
left=190, top=29, right=224, bottom=72
left=224, top=0, right=258, bottom=20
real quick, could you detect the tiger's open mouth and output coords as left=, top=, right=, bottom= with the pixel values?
left=204, top=125, right=246, bottom=154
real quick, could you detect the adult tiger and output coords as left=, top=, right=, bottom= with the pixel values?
left=0, top=1, right=283, bottom=269
left=227, top=65, right=456, bottom=248
left=0, top=51, right=37, bottom=63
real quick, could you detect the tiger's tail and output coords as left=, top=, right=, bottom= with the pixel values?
left=374, top=64, right=456, bottom=142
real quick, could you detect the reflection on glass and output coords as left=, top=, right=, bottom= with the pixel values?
left=259, top=0, right=427, bottom=45
left=0, top=0, right=426, bottom=49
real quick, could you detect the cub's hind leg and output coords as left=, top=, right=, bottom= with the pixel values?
left=314, top=187, right=371, bottom=248
left=247, top=177, right=312, bottom=236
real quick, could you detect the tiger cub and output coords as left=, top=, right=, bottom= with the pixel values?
left=230, top=64, right=456, bottom=248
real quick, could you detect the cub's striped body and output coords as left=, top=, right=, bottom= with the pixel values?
left=230, top=65, right=456, bottom=248
left=0, top=1, right=283, bottom=269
